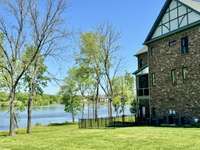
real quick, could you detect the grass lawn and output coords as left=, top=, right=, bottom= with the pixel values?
left=0, top=124, right=200, bottom=150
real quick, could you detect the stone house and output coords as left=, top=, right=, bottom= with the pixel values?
left=134, top=0, right=200, bottom=124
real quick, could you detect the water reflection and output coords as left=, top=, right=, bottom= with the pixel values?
left=0, top=104, right=131, bottom=131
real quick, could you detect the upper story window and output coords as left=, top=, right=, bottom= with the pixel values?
left=151, top=73, right=156, bottom=86
left=182, top=67, right=188, bottom=81
left=138, top=58, right=143, bottom=68
left=149, top=47, right=153, bottom=56
left=171, top=69, right=176, bottom=85
left=181, top=36, right=189, bottom=54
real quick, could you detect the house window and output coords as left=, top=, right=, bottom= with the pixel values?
left=182, top=67, right=188, bottom=81
left=171, top=69, right=176, bottom=85
left=181, top=36, right=189, bottom=54
left=138, top=58, right=143, bottom=68
left=169, top=109, right=176, bottom=115
left=149, top=47, right=153, bottom=56
left=151, top=73, right=156, bottom=86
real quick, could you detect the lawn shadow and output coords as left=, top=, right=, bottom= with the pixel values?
left=0, top=132, right=9, bottom=137
left=48, top=122, right=76, bottom=127
left=0, top=130, right=27, bottom=137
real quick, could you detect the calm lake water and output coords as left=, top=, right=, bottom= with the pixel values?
left=0, top=104, right=131, bottom=131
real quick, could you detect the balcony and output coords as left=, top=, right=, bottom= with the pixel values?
left=137, top=88, right=149, bottom=97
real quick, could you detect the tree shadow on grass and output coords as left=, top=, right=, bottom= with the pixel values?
left=0, top=122, right=76, bottom=137
left=0, top=132, right=9, bottom=137
left=48, top=122, right=76, bottom=127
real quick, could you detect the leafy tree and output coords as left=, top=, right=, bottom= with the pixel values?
left=77, top=25, right=122, bottom=119
left=60, top=73, right=81, bottom=123
left=78, top=32, right=103, bottom=119
left=112, top=72, right=135, bottom=119
left=67, top=65, right=95, bottom=119
left=23, top=46, right=49, bottom=134
left=0, top=0, right=68, bottom=136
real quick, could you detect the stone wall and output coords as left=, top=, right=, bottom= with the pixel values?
left=147, top=25, right=200, bottom=123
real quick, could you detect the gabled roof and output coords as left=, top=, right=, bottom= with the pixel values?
left=144, top=0, right=200, bottom=44
left=134, top=46, right=148, bottom=56
left=180, top=0, right=200, bottom=12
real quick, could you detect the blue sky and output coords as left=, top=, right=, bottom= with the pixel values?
left=44, top=0, right=165, bottom=94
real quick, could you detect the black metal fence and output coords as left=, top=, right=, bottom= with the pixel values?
left=78, top=115, right=135, bottom=128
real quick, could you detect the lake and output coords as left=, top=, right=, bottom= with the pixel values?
left=0, top=104, right=131, bottom=131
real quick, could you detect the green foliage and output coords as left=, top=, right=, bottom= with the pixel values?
left=80, top=32, right=101, bottom=63
left=0, top=92, right=7, bottom=102
left=113, top=72, right=135, bottom=104
left=112, top=72, right=136, bottom=114
left=60, top=69, right=82, bottom=116
left=33, top=94, right=61, bottom=106
left=62, top=94, right=81, bottom=115
left=113, top=95, right=121, bottom=115
left=23, top=46, right=50, bottom=95
left=0, top=92, right=60, bottom=108
left=78, top=32, right=103, bottom=80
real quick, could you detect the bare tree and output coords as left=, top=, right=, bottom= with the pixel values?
left=0, top=0, right=68, bottom=136
left=97, top=23, right=121, bottom=119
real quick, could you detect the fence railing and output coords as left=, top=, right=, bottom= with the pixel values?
left=78, top=115, right=135, bottom=128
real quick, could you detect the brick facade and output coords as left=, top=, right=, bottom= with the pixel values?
left=147, top=25, right=200, bottom=124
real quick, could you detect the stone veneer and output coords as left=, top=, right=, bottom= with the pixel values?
left=147, top=25, right=200, bottom=124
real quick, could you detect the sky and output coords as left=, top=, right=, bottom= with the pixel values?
left=44, top=0, right=165, bottom=94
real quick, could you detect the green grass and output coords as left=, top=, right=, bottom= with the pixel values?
left=0, top=124, right=200, bottom=150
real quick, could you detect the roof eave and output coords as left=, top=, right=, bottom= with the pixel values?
left=144, top=0, right=172, bottom=44
left=134, top=51, right=148, bottom=57
left=133, top=65, right=148, bottom=75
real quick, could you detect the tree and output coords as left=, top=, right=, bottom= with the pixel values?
left=77, top=24, right=121, bottom=119
left=0, top=0, right=68, bottom=136
left=113, top=72, right=135, bottom=120
left=60, top=70, right=82, bottom=123
left=23, top=46, right=49, bottom=134
left=97, top=23, right=121, bottom=119
left=68, top=65, right=94, bottom=119
left=78, top=32, right=103, bottom=119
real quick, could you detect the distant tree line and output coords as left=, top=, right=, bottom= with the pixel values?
left=0, top=92, right=61, bottom=108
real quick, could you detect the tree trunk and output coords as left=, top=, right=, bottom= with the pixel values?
left=72, top=112, right=75, bottom=123
left=95, top=88, right=98, bottom=120
left=27, top=92, right=33, bottom=134
left=81, top=103, right=85, bottom=119
left=122, top=106, right=125, bottom=123
left=87, top=102, right=90, bottom=119
left=14, top=112, right=19, bottom=128
left=107, top=100, right=110, bottom=117
left=92, top=100, right=95, bottom=119
left=9, top=89, right=16, bottom=136
left=109, top=99, right=112, bottom=118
